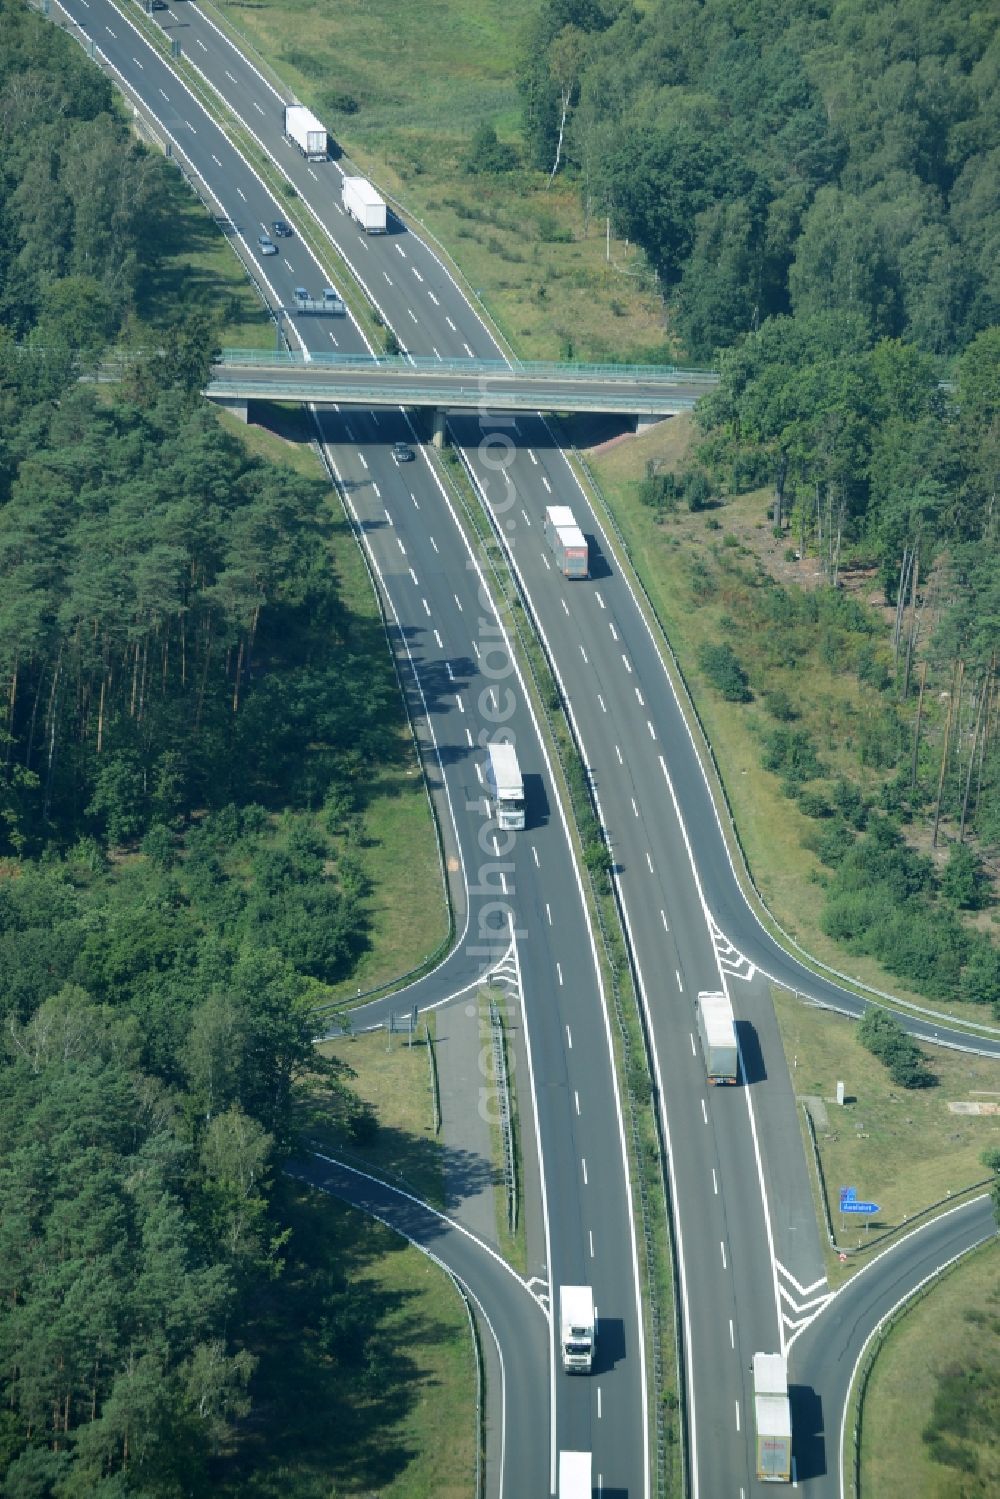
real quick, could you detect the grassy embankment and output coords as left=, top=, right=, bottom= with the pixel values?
left=858, top=1240, right=1000, bottom=1499
left=587, top=416, right=998, bottom=1026
left=209, top=0, right=672, bottom=362
left=769, top=985, right=999, bottom=1280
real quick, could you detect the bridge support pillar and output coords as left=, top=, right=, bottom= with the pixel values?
left=635, top=412, right=668, bottom=434
left=432, top=409, right=447, bottom=450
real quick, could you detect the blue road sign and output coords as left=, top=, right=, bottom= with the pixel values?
left=840, top=1187, right=857, bottom=1204
left=841, top=1201, right=879, bottom=1215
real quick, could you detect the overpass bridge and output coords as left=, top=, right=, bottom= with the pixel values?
left=207, top=349, right=719, bottom=434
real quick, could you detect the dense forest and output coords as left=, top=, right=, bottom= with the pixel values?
left=519, top=0, right=999, bottom=360
left=517, top=0, right=999, bottom=1013
left=0, top=5, right=410, bottom=1491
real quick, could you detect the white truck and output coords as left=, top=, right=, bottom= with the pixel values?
left=753, top=1352, right=792, bottom=1482
left=341, top=175, right=387, bottom=233
left=695, top=990, right=739, bottom=1084
left=543, top=504, right=589, bottom=579
left=558, top=1450, right=592, bottom=1497
left=484, top=743, right=525, bottom=832
left=559, top=1285, right=595, bottom=1374
left=283, top=105, right=329, bottom=161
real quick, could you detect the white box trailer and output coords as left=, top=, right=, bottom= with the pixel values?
left=283, top=105, right=328, bottom=161
left=558, top=1449, right=592, bottom=1498
left=485, top=742, right=524, bottom=831
left=753, top=1352, right=792, bottom=1482
left=342, top=176, right=387, bottom=233
left=695, top=990, right=739, bottom=1084
left=559, top=1285, right=595, bottom=1373
left=544, top=504, right=589, bottom=578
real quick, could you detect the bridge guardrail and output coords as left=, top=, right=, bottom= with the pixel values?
left=217, top=347, right=720, bottom=383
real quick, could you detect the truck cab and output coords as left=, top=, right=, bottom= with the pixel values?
left=485, top=742, right=525, bottom=832
left=559, top=1285, right=595, bottom=1373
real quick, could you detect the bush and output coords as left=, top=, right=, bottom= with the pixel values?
left=685, top=469, right=713, bottom=511
left=464, top=122, right=518, bottom=175
left=639, top=471, right=681, bottom=512
left=962, top=940, right=1000, bottom=1011
left=761, top=726, right=824, bottom=782
left=322, top=89, right=359, bottom=115
left=698, top=642, right=752, bottom=702
left=857, top=1007, right=936, bottom=1088
left=811, top=819, right=856, bottom=866
left=533, top=208, right=572, bottom=243
left=763, top=689, right=797, bottom=721
left=940, top=845, right=988, bottom=909
left=798, top=788, right=832, bottom=818
left=832, top=778, right=868, bottom=829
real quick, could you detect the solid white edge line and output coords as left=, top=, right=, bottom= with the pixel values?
left=292, top=1156, right=514, bottom=1499
left=836, top=1216, right=991, bottom=1499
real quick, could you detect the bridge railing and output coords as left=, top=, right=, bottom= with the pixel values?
left=218, top=347, right=720, bottom=384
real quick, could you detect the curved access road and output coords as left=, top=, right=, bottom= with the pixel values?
left=789, top=1194, right=997, bottom=1497
left=287, top=1153, right=550, bottom=1499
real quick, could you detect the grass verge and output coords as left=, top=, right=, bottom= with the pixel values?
left=771, top=984, right=999, bottom=1279
left=856, top=1238, right=1000, bottom=1499
left=308, top=1023, right=444, bottom=1209
left=223, top=1176, right=475, bottom=1499
left=479, top=985, right=528, bottom=1275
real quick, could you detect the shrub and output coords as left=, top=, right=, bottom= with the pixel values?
left=698, top=642, right=752, bottom=702
left=464, top=123, right=518, bottom=175
left=940, top=845, right=988, bottom=909
left=639, top=471, right=681, bottom=512
left=533, top=208, right=572, bottom=243
left=763, top=689, right=797, bottom=721
left=832, top=778, right=868, bottom=829
left=798, top=788, right=832, bottom=818
left=961, top=940, right=1000, bottom=1011
left=812, top=820, right=855, bottom=866
left=323, top=89, right=359, bottom=115
left=761, top=726, right=824, bottom=782
left=685, top=469, right=713, bottom=511
left=857, top=1007, right=936, bottom=1088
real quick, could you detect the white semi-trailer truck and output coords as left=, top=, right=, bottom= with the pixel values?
left=558, top=1449, right=593, bottom=1497
left=283, top=105, right=329, bottom=161
left=543, top=504, right=589, bottom=578
left=341, top=176, right=387, bottom=233
left=485, top=743, right=525, bottom=831
left=695, top=990, right=739, bottom=1084
left=559, top=1285, right=595, bottom=1373
left=753, top=1352, right=792, bottom=1482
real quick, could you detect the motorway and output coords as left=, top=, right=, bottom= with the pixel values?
left=49, top=2, right=1000, bottom=1495
left=48, top=3, right=650, bottom=1492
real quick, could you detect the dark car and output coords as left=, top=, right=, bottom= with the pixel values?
left=272, top=219, right=292, bottom=238
left=392, top=442, right=415, bottom=463
left=257, top=234, right=278, bottom=256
